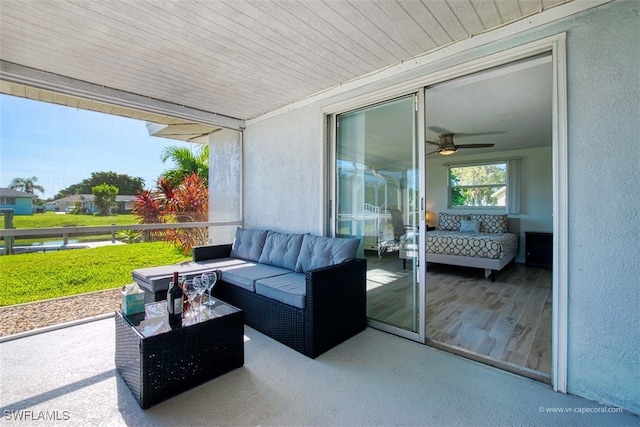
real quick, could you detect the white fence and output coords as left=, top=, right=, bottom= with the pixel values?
left=0, top=221, right=242, bottom=255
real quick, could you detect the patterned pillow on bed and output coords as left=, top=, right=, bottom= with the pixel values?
left=470, top=214, right=508, bottom=233
left=459, top=219, right=480, bottom=233
left=438, top=213, right=469, bottom=231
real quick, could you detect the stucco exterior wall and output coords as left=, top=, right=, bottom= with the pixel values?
left=562, top=0, right=639, bottom=414
left=243, top=104, right=324, bottom=234
left=209, top=129, right=243, bottom=244
left=242, top=0, right=639, bottom=413
left=0, top=198, right=32, bottom=215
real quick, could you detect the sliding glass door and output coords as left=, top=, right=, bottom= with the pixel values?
left=334, top=94, right=425, bottom=340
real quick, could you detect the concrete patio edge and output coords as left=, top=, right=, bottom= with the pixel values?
left=0, top=312, right=115, bottom=343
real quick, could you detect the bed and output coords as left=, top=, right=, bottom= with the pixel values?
left=399, top=214, right=519, bottom=281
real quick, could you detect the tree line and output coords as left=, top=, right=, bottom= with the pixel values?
left=7, top=144, right=209, bottom=203
left=53, top=172, right=145, bottom=200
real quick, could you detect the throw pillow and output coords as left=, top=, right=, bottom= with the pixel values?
left=438, top=212, right=469, bottom=231
left=470, top=214, right=508, bottom=233
left=459, top=219, right=480, bottom=233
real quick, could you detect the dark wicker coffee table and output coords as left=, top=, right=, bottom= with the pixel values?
left=115, top=299, right=244, bottom=409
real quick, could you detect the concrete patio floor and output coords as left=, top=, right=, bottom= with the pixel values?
left=0, top=317, right=637, bottom=426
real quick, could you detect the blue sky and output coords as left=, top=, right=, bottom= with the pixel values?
left=0, top=94, right=193, bottom=200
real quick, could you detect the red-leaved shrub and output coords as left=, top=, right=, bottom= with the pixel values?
left=133, top=173, right=209, bottom=254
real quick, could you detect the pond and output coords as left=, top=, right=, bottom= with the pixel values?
left=32, top=240, right=81, bottom=246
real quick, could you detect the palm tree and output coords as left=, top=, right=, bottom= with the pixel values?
left=9, top=176, right=45, bottom=195
left=159, top=145, right=209, bottom=187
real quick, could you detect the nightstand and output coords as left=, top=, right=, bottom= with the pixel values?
left=525, top=231, right=553, bottom=268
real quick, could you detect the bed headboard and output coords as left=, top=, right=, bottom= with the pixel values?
left=507, top=217, right=520, bottom=234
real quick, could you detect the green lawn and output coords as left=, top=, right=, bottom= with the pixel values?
left=4, top=212, right=141, bottom=246
left=8, top=212, right=138, bottom=229
left=0, top=242, right=190, bottom=306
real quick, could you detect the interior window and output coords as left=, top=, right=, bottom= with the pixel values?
left=448, top=162, right=507, bottom=208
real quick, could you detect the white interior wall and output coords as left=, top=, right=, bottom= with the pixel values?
left=242, top=0, right=639, bottom=414
left=426, top=146, right=553, bottom=263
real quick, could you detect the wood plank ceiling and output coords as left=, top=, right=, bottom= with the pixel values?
left=0, top=0, right=572, bottom=123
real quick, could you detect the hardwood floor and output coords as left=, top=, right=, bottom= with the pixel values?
left=365, top=251, right=552, bottom=376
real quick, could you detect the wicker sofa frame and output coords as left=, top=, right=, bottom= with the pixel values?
left=192, top=244, right=367, bottom=359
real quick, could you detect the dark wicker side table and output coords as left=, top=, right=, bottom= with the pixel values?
left=115, top=299, right=244, bottom=409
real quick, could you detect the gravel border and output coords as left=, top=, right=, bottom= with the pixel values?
left=0, top=288, right=122, bottom=338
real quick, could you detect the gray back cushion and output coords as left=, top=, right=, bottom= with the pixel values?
left=230, top=227, right=268, bottom=262
left=258, top=231, right=304, bottom=270
left=295, top=234, right=360, bottom=273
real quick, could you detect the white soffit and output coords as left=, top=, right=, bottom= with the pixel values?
left=0, top=0, right=593, bottom=124
left=0, top=79, right=222, bottom=142
left=0, top=80, right=196, bottom=127
left=145, top=122, right=220, bottom=144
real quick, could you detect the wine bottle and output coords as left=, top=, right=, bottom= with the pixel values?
left=167, top=271, right=183, bottom=328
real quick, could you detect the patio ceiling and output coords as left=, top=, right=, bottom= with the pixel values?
left=0, top=0, right=573, bottom=126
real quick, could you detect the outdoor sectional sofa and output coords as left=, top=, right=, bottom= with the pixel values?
left=132, top=228, right=367, bottom=358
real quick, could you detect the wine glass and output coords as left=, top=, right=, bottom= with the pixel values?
left=202, top=272, right=218, bottom=307
left=201, top=273, right=211, bottom=306
left=182, top=279, right=199, bottom=319
left=194, top=276, right=206, bottom=308
left=192, top=277, right=205, bottom=313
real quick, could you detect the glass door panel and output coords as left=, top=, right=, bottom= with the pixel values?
left=335, top=95, right=422, bottom=335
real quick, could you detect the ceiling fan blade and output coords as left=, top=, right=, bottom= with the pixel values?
left=427, top=126, right=506, bottom=138
left=456, top=143, right=495, bottom=149
left=425, top=140, right=441, bottom=146
left=453, top=131, right=505, bottom=137
left=426, top=150, right=439, bottom=156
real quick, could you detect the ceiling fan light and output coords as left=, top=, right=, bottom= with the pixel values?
left=438, top=147, right=457, bottom=155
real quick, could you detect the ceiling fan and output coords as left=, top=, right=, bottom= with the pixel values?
left=426, top=133, right=495, bottom=156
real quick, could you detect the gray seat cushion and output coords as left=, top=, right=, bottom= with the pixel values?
left=221, top=262, right=293, bottom=292
left=255, top=273, right=306, bottom=309
left=230, top=227, right=268, bottom=262
left=295, top=234, right=360, bottom=272
left=132, top=258, right=245, bottom=292
left=258, top=231, right=304, bottom=270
